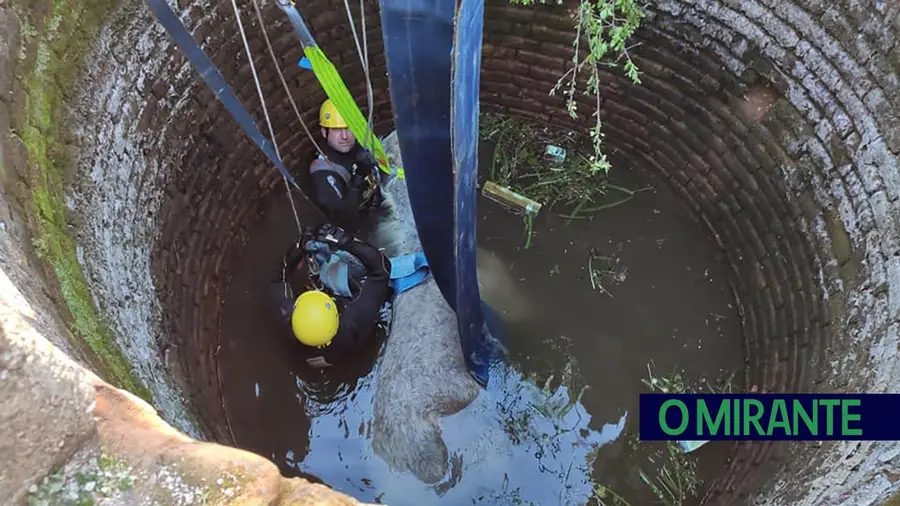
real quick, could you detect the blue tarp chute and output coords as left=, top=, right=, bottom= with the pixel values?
left=379, top=0, right=502, bottom=387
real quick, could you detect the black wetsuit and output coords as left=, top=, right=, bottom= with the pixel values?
left=271, top=236, right=392, bottom=368
left=309, top=143, right=382, bottom=235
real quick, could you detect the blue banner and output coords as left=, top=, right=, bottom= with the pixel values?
left=639, top=394, right=898, bottom=441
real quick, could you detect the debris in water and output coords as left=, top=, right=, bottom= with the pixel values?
left=482, top=181, right=542, bottom=217
left=543, top=144, right=567, bottom=164
left=677, top=440, right=709, bottom=453
left=254, top=383, right=260, bottom=398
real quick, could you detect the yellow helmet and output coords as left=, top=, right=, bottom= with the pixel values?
left=291, top=290, right=339, bottom=347
left=319, top=99, right=348, bottom=129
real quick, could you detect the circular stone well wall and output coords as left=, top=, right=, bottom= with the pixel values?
left=66, top=0, right=900, bottom=504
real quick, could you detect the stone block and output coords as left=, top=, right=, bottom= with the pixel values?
left=759, top=5, right=801, bottom=49
left=0, top=8, right=19, bottom=102
left=739, top=210, right=769, bottom=261
left=819, top=6, right=857, bottom=47
left=887, top=256, right=900, bottom=322
left=528, top=24, right=572, bottom=46
left=630, top=95, right=669, bottom=124
left=687, top=179, right=716, bottom=218
left=868, top=191, right=900, bottom=255
left=666, top=118, right=705, bottom=156
left=737, top=186, right=767, bottom=230
left=717, top=201, right=744, bottom=246
left=516, top=50, right=566, bottom=73
left=669, top=177, right=698, bottom=211
left=864, top=89, right=900, bottom=154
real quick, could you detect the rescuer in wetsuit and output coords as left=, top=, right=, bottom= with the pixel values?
left=271, top=223, right=392, bottom=369
left=309, top=99, right=383, bottom=236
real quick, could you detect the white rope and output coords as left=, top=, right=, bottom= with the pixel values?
left=360, top=0, right=375, bottom=152
left=250, top=0, right=328, bottom=161
left=230, top=0, right=308, bottom=234
left=342, top=0, right=376, bottom=153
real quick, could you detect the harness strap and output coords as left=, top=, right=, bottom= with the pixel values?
left=310, top=157, right=352, bottom=185
left=145, top=0, right=301, bottom=191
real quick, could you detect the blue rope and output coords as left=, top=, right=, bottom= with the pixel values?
left=145, top=0, right=302, bottom=192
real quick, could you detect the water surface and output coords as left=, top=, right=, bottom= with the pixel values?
left=217, top=143, right=744, bottom=505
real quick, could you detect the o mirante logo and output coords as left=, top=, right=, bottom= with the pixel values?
left=639, top=394, right=894, bottom=441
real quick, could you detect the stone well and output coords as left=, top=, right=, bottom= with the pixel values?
left=0, top=0, right=898, bottom=504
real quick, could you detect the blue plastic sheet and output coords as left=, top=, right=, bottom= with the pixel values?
left=451, top=0, right=496, bottom=385
left=379, top=0, right=498, bottom=386
left=379, top=0, right=456, bottom=306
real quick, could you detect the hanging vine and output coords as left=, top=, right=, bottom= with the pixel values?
left=507, top=0, right=645, bottom=174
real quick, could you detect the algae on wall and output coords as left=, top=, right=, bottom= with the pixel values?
left=11, top=0, right=151, bottom=401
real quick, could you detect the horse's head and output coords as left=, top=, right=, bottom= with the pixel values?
left=372, top=133, right=423, bottom=257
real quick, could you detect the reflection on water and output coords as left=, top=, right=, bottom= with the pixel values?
left=218, top=152, right=744, bottom=504
left=297, top=352, right=623, bottom=505
left=291, top=331, right=384, bottom=417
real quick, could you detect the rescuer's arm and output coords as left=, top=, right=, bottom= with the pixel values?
left=310, top=169, right=364, bottom=230
left=341, top=239, right=391, bottom=285
left=314, top=231, right=391, bottom=353
left=270, top=240, right=305, bottom=283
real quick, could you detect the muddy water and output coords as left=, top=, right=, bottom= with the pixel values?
left=217, top=144, right=744, bottom=505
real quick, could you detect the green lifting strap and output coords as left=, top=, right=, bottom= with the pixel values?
left=277, top=0, right=404, bottom=179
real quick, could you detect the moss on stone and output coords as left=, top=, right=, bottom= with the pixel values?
left=20, top=0, right=151, bottom=401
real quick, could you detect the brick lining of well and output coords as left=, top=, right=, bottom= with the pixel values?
left=97, top=0, right=898, bottom=501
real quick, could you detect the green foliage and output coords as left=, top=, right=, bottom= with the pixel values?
left=593, top=483, right=634, bottom=506
left=642, top=362, right=737, bottom=396
left=638, top=441, right=701, bottom=506
left=636, top=364, right=735, bottom=505
left=590, top=365, right=736, bottom=506
left=508, top=0, right=644, bottom=173
left=480, top=114, right=639, bottom=211
left=480, top=113, right=642, bottom=247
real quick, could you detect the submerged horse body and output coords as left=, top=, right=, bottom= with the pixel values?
left=369, top=133, right=480, bottom=483
left=370, top=132, right=535, bottom=483
left=311, top=132, right=611, bottom=503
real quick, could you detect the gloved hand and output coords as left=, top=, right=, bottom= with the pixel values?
left=299, top=225, right=317, bottom=249
left=350, top=171, right=369, bottom=189
left=316, top=223, right=350, bottom=248
left=369, top=185, right=385, bottom=210
left=356, top=147, right=378, bottom=169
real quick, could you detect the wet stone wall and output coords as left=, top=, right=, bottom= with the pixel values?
left=71, top=0, right=396, bottom=442
left=63, top=0, right=900, bottom=504
left=148, top=0, right=396, bottom=443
